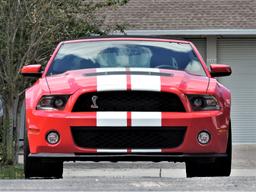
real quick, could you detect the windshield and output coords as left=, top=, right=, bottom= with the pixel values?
left=47, top=40, right=206, bottom=76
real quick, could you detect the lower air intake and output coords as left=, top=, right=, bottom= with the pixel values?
left=71, top=126, right=186, bottom=149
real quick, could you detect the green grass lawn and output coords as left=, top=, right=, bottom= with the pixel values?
left=0, top=165, right=24, bottom=179
left=0, top=144, right=24, bottom=179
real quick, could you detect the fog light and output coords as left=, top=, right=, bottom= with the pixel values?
left=46, top=131, right=60, bottom=144
left=197, top=131, right=210, bottom=144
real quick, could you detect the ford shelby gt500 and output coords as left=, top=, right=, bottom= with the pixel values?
left=21, top=37, right=232, bottom=178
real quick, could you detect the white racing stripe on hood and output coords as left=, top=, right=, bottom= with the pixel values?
left=131, top=112, right=162, bottom=127
left=96, top=68, right=127, bottom=91
left=97, top=112, right=127, bottom=127
left=130, top=68, right=161, bottom=91
left=129, top=68, right=161, bottom=72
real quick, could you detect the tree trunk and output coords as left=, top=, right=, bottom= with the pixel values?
left=5, top=100, right=15, bottom=165
left=1, top=92, right=20, bottom=165
left=1, top=110, right=7, bottom=164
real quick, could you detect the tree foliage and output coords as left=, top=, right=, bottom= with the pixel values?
left=0, top=0, right=127, bottom=164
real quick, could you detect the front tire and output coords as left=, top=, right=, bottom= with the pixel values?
left=186, top=124, right=232, bottom=177
left=23, top=111, right=63, bottom=179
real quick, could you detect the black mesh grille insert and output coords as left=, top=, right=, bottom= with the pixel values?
left=71, top=127, right=186, bottom=149
left=72, top=91, right=185, bottom=112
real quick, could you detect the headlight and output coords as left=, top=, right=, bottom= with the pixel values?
left=187, top=95, right=220, bottom=111
left=36, top=95, right=69, bottom=110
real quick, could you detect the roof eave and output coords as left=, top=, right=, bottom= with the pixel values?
left=112, top=29, right=256, bottom=36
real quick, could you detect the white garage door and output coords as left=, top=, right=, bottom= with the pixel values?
left=217, top=39, right=256, bottom=143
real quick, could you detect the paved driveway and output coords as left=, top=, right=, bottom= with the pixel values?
left=0, top=144, right=255, bottom=191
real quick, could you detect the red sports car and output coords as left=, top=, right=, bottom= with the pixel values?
left=21, top=37, right=232, bottom=178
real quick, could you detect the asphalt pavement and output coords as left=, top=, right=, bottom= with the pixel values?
left=0, top=144, right=255, bottom=191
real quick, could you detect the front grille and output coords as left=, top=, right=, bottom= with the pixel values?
left=72, top=91, right=185, bottom=112
left=71, top=126, right=186, bottom=149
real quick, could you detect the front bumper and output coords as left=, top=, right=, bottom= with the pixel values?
left=26, top=110, right=230, bottom=157
left=29, top=153, right=227, bottom=162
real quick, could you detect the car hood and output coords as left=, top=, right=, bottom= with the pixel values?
left=45, top=68, right=210, bottom=94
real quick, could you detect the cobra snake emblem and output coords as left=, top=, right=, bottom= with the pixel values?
left=91, top=95, right=99, bottom=109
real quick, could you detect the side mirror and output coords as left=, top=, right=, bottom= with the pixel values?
left=20, top=64, right=42, bottom=77
left=210, top=64, right=232, bottom=77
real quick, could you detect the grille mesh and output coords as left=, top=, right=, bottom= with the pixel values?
left=71, top=127, right=186, bottom=149
left=72, top=91, right=185, bottom=112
